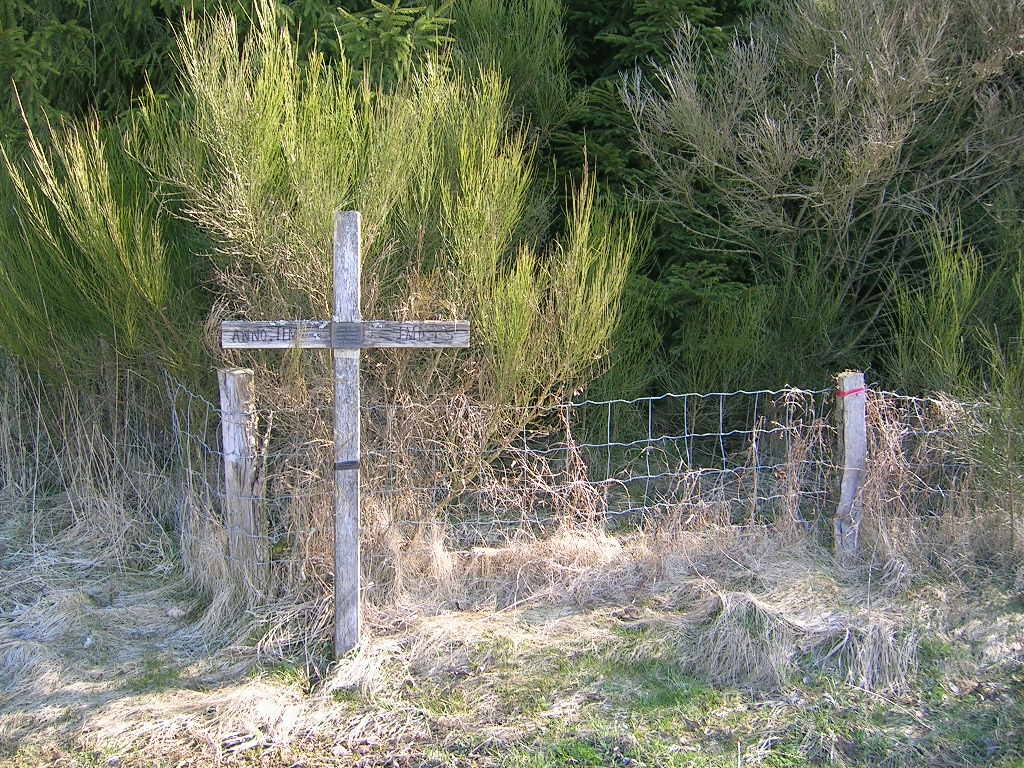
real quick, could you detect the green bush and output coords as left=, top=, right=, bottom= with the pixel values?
left=138, top=1, right=641, bottom=415
left=626, top=0, right=1024, bottom=390
left=0, top=119, right=203, bottom=372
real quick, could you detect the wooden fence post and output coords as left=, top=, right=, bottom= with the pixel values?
left=218, top=367, right=267, bottom=601
left=834, top=370, right=867, bottom=558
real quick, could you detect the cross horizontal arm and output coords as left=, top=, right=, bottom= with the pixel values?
left=221, top=320, right=470, bottom=349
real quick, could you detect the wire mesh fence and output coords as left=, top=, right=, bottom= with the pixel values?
left=2, top=354, right=1012, bottom=648
left=165, top=372, right=1000, bottom=595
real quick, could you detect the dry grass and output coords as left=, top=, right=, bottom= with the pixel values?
left=3, top=511, right=1023, bottom=767
left=859, top=392, right=1022, bottom=591
left=149, top=356, right=1024, bottom=666
left=0, top=360, right=177, bottom=571
left=3, top=360, right=1024, bottom=765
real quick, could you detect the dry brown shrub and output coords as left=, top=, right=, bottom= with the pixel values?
left=859, top=391, right=1022, bottom=589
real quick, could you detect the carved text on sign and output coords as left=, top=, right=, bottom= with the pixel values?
left=230, top=325, right=300, bottom=345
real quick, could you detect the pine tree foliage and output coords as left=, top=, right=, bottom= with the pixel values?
left=0, top=0, right=231, bottom=140
left=5, top=0, right=1022, bottom=398
left=329, top=1, right=455, bottom=88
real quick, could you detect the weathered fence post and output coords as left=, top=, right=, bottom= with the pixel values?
left=834, top=370, right=867, bottom=558
left=218, top=367, right=267, bottom=600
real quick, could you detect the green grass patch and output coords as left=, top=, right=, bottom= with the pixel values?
left=331, top=687, right=364, bottom=705
left=256, top=660, right=309, bottom=689
left=2, top=744, right=133, bottom=768
left=503, top=723, right=732, bottom=768
left=407, top=680, right=475, bottom=718
left=606, top=658, right=724, bottom=715
left=126, top=652, right=183, bottom=693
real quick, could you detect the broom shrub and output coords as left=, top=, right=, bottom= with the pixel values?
left=136, top=0, right=642, bottom=419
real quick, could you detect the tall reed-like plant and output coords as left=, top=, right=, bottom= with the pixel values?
left=0, top=119, right=202, bottom=373
left=887, top=223, right=985, bottom=396
left=450, top=0, right=572, bottom=131
left=141, top=1, right=640, bottom=420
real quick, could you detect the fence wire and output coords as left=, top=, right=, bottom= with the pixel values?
left=165, top=375, right=999, bottom=575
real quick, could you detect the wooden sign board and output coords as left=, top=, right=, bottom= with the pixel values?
left=222, top=320, right=470, bottom=349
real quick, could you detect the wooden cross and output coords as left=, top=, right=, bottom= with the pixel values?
left=221, top=211, right=470, bottom=656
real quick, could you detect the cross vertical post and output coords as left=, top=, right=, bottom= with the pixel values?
left=333, top=210, right=361, bottom=655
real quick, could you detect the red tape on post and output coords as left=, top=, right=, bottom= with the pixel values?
left=837, top=386, right=866, bottom=398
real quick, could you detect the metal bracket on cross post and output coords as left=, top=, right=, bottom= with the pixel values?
left=331, top=321, right=364, bottom=349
